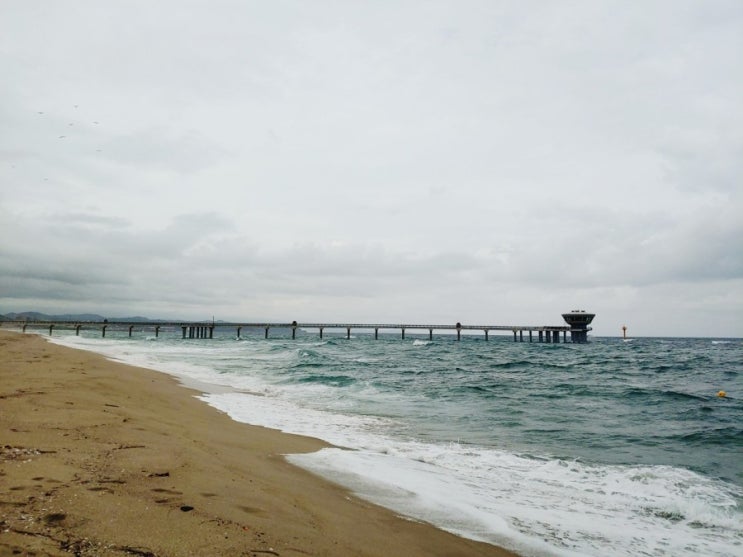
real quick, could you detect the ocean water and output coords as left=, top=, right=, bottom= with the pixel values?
left=44, top=328, right=741, bottom=557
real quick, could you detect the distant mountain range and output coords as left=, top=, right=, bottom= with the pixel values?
left=0, top=312, right=245, bottom=324
left=0, top=312, right=155, bottom=322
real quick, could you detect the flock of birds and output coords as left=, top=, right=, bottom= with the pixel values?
left=36, top=105, right=101, bottom=145
left=7, top=105, right=109, bottom=183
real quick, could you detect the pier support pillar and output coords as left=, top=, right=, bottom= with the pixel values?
left=319, top=328, right=324, bottom=340
left=563, top=331, right=567, bottom=343
left=402, top=328, right=405, bottom=340
left=539, top=330, right=543, bottom=342
left=374, top=328, right=378, bottom=340
left=209, top=326, right=214, bottom=339
left=182, top=326, right=187, bottom=339
left=430, top=329, right=434, bottom=341
left=484, top=330, right=489, bottom=341
left=346, top=327, right=351, bottom=340
left=519, top=330, right=524, bottom=342
left=456, top=323, right=462, bottom=341
left=513, top=330, right=517, bottom=342
left=529, top=330, right=533, bottom=343
left=264, top=327, right=269, bottom=339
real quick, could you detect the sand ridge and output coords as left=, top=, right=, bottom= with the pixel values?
left=0, top=330, right=517, bottom=556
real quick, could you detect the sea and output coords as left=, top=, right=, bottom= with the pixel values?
left=46, top=327, right=741, bottom=557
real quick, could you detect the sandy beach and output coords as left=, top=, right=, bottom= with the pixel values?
left=0, top=330, right=517, bottom=557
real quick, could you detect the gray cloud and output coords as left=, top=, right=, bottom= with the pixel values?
left=1, top=1, right=741, bottom=337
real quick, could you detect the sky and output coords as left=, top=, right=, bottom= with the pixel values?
left=1, top=0, right=741, bottom=337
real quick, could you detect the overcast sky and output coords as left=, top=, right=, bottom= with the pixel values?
left=1, top=1, right=741, bottom=337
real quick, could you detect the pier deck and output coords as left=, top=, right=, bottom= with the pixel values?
left=1, top=320, right=579, bottom=343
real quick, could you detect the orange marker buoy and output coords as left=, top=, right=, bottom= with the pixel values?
left=717, top=391, right=727, bottom=398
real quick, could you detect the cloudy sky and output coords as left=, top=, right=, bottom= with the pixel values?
left=1, top=1, right=741, bottom=337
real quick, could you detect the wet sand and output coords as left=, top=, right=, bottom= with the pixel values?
left=0, top=330, right=518, bottom=557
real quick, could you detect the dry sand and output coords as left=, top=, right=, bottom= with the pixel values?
left=0, top=330, right=518, bottom=557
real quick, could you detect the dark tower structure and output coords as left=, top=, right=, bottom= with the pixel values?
left=562, top=310, right=595, bottom=343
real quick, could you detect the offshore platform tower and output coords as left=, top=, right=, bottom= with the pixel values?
left=562, top=310, right=595, bottom=343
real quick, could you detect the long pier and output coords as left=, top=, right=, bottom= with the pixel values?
left=1, top=316, right=592, bottom=343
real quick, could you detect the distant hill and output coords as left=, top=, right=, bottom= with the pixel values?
left=2, top=312, right=156, bottom=322
left=1, top=313, right=269, bottom=324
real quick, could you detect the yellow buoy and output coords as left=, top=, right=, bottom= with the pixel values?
left=717, top=390, right=727, bottom=398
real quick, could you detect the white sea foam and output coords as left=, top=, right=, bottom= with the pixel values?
left=46, top=333, right=743, bottom=557
left=204, top=389, right=743, bottom=557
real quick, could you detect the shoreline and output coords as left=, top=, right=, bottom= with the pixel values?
left=0, top=330, right=518, bottom=556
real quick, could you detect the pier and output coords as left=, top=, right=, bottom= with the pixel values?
left=1, top=312, right=594, bottom=343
